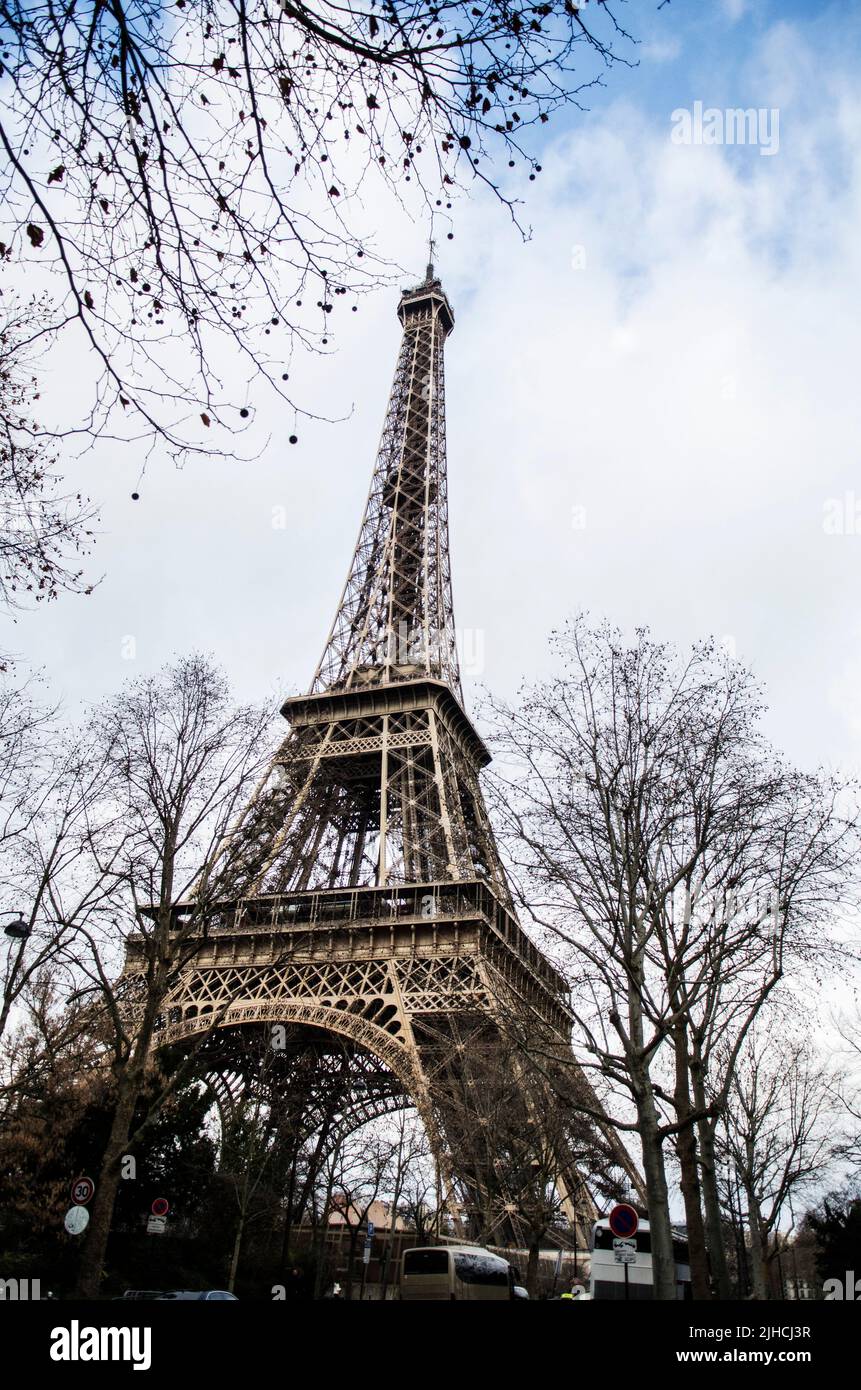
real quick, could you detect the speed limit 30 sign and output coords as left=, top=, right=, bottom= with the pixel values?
left=70, top=1176, right=95, bottom=1206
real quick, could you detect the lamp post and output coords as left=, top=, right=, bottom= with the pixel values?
left=2, top=911, right=30, bottom=940
left=1, top=911, right=32, bottom=1039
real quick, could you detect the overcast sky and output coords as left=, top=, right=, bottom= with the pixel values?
left=8, top=0, right=861, bottom=808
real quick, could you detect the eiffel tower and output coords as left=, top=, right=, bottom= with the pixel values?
left=149, top=259, right=638, bottom=1245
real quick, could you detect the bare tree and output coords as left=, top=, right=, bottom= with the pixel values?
left=273, top=1044, right=357, bottom=1277
left=0, top=708, right=111, bottom=1056
left=325, top=1121, right=399, bottom=1299
left=378, top=1108, right=431, bottom=1299
left=0, top=967, right=111, bottom=1236
left=679, top=783, right=853, bottom=1302
left=716, top=1023, right=847, bottom=1300
left=0, top=673, right=52, bottom=859
left=0, top=0, right=639, bottom=459
left=484, top=617, right=860, bottom=1299
left=43, top=654, right=275, bottom=1298
left=400, top=1134, right=440, bottom=1244
left=304, top=1121, right=348, bottom=1296
left=832, top=1008, right=861, bottom=1175
left=484, top=1079, right=588, bottom=1296
left=0, top=287, right=96, bottom=615
left=218, top=1062, right=283, bottom=1291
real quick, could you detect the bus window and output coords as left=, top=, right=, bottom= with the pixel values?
left=403, top=1249, right=449, bottom=1276
left=453, top=1253, right=510, bottom=1287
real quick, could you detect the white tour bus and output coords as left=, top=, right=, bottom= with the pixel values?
left=401, top=1245, right=516, bottom=1301
left=589, top=1218, right=691, bottom=1300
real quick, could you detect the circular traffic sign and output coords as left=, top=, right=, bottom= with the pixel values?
left=64, top=1205, right=90, bottom=1236
left=151, top=1197, right=170, bottom=1218
left=71, top=1175, right=95, bottom=1205
left=608, top=1203, right=640, bottom=1240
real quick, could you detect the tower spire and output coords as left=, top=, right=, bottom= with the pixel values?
left=311, top=267, right=460, bottom=702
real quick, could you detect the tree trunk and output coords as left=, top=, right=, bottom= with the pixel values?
left=672, top=1026, right=711, bottom=1299
left=635, top=1095, right=677, bottom=1299
left=526, top=1238, right=541, bottom=1297
left=745, top=1189, right=768, bottom=1300
left=279, top=1145, right=300, bottom=1274
left=380, top=1163, right=404, bottom=1302
left=690, top=1050, right=732, bottom=1298
left=73, top=1068, right=142, bottom=1299
left=311, top=1217, right=328, bottom=1300
left=312, top=1166, right=339, bottom=1299
left=628, top=967, right=676, bottom=1300
left=344, top=1226, right=360, bottom=1301
left=74, top=898, right=176, bottom=1301
left=228, top=1213, right=245, bottom=1292
left=698, top=1117, right=733, bottom=1297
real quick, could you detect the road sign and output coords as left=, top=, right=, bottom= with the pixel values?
left=71, top=1175, right=94, bottom=1205
left=367, top=1220, right=374, bottom=1237
left=151, top=1197, right=170, bottom=1217
left=64, top=1205, right=89, bottom=1236
left=614, top=1248, right=637, bottom=1265
left=613, top=1237, right=635, bottom=1254
left=147, top=1215, right=167, bottom=1235
left=608, top=1203, right=639, bottom=1240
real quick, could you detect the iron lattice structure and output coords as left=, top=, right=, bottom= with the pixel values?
left=137, top=265, right=640, bottom=1246
left=312, top=271, right=461, bottom=700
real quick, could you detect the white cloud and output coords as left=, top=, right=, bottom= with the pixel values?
left=642, top=37, right=683, bottom=64
left=721, top=0, right=750, bottom=23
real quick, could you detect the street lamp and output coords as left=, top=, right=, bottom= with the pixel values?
left=2, top=911, right=30, bottom=940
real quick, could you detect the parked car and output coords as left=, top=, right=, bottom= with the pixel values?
left=160, top=1291, right=238, bottom=1301
left=119, top=1289, right=238, bottom=1301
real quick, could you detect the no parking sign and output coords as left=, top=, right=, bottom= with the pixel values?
left=608, top=1203, right=639, bottom=1240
